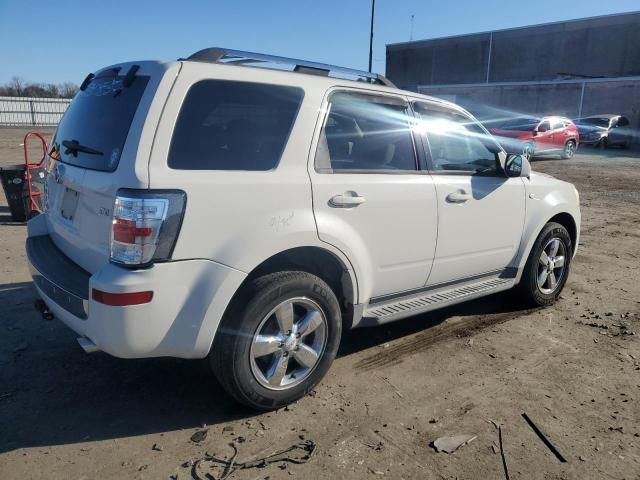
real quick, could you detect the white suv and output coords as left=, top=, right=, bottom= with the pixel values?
left=26, top=48, right=580, bottom=409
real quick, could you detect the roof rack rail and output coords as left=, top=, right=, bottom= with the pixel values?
left=182, top=47, right=396, bottom=88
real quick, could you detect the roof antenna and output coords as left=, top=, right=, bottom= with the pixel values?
left=368, top=0, right=376, bottom=72
left=410, top=14, right=415, bottom=41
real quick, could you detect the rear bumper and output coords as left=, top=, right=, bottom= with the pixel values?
left=27, top=235, right=90, bottom=319
left=26, top=214, right=247, bottom=359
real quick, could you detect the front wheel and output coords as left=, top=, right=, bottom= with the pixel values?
left=522, top=142, right=535, bottom=161
left=210, top=271, right=342, bottom=410
left=598, top=137, right=608, bottom=150
left=517, top=222, right=572, bottom=306
left=562, top=140, right=576, bottom=159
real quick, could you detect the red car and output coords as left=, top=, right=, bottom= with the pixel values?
left=489, top=116, right=579, bottom=160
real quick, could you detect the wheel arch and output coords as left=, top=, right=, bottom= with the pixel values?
left=515, top=209, right=580, bottom=283
left=548, top=212, right=577, bottom=254
left=208, top=246, right=359, bottom=355
left=245, top=246, right=356, bottom=310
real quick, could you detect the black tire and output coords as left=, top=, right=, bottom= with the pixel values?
left=517, top=222, right=572, bottom=307
left=210, top=271, right=342, bottom=410
left=561, top=140, right=576, bottom=159
left=598, top=137, right=608, bottom=150
left=522, top=142, right=535, bottom=161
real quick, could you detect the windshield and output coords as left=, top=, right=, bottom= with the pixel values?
left=576, top=117, right=609, bottom=128
left=50, top=71, right=149, bottom=172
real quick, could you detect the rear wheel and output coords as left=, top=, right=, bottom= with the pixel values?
left=522, top=142, right=535, bottom=161
left=517, top=222, right=572, bottom=306
left=562, top=140, right=576, bottom=159
left=598, top=137, right=608, bottom=150
left=210, top=271, right=342, bottom=410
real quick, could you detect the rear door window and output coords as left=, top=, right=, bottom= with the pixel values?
left=50, top=69, right=149, bottom=172
left=168, top=80, right=303, bottom=171
left=315, top=91, right=417, bottom=173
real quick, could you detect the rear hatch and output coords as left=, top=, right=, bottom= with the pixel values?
left=44, top=61, right=176, bottom=273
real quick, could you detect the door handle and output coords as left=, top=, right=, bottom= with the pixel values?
left=446, top=190, right=471, bottom=203
left=329, top=192, right=366, bottom=208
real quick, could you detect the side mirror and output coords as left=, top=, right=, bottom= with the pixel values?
left=505, top=153, right=531, bottom=178
left=532, top=129, right=538, bottom=136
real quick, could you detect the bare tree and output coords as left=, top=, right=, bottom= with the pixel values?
left=9, top=76, right=25, bottom=96
left=0, top=78, right=78, bottom=98
left=59, top=82, right=78, bottom=98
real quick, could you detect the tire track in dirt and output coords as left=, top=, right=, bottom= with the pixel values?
left=354, top=309, right=539, bottom=371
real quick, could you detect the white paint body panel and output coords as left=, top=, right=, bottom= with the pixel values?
left=427, top=175, right=525, bottom=285
left=515, top=172, right=581, bottom=276
left=310, top=172, right=438, bottom=300
left=26, top=58, right=580, bottom=359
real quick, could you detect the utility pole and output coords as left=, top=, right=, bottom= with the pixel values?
left=410, top=14, right=415, bottom=40
left=368, top=0, right=375, bottom=72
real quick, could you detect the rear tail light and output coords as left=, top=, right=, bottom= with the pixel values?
left=110, top=189, right=186, bottom=267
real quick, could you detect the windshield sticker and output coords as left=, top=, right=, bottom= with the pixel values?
left=85, top=77, right=124, bottom=96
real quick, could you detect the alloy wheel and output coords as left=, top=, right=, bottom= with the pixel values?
left=564, top=141, right=576, bottom=158
left=537, top=238, right=567, bottom=294
left=249, top=297, right=328, bottom=390
left=522, top=143, right=534, bottom=161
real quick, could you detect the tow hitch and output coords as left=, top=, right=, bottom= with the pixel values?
left=34, top=299, right=54, bottom=320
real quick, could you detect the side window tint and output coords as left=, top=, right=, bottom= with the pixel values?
left=617, top=116, right=629, bottom=127
left=413, top=102, right=500, bottom=175
left=551, top=120, right=563, bottom=130
left=538, top=121, right=551, bottom=132
left=168, top=80, right=303, bottom=170
left=316, top=92, right=417, bottom=172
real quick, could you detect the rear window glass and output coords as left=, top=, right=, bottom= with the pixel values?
left=168, top=80, right=304, bottom=170
left=50, top=71, right=149, bottom=172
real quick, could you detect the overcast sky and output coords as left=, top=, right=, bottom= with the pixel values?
left=1, top=0, right=638, bottom=85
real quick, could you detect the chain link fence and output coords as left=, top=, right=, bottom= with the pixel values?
left=0, top=96, right=71, bottom=127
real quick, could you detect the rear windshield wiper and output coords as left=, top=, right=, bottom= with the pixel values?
left=62, top=140, right=104, bottom=157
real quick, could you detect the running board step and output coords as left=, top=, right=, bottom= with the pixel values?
left=362, top=277, right=515, bottom=326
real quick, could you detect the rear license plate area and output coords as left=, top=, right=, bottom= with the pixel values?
left=60, top=187, right=79, bottom=221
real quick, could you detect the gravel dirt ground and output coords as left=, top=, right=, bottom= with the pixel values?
left=0, top=127, right=639, bottom=480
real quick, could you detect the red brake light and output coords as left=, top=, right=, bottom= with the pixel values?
left=92, top=288, right=153, bottom=306
left=112, top=218, right=153, bottom=243
left=110, top=190, right=186, bottom=266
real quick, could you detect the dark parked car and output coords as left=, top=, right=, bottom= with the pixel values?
left=488, top=116, right=579, bottom=160
left=573, top=114, right=632, bottom=148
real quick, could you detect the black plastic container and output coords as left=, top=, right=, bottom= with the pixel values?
left=0, top=164, right=27, bottom=222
